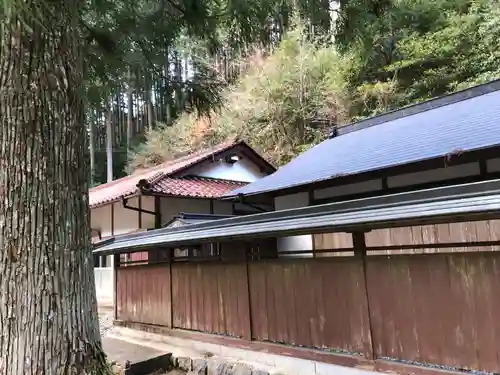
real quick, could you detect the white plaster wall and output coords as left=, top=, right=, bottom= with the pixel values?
left=94, top=267, right=113, bottom=305
left=274, top=192, right=312, bottom=256
left=387, top=162, right=480, bottom=188
left=314, top=179, right=383, bottom=200
left=311, top=163, right=482, bottom=201
left=140, top=196, right=157, bottom=229
left=112, top=197, right=141, bottom=236
left=91, top=205, right=113, bottom=238
left=188, top=157, right=267, bottom=182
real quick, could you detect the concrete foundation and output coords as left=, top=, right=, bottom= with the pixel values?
left=107, top=326, right=384, bottom=375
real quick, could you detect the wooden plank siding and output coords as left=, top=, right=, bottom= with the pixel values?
left=314, top=219, right=500, bottom=255
left=171, top=262, right=251, bottom=339
left=247, top=258, right=371, bottom=355
left=114, top=229, right=500, bottom=373
left=365, top=252, right=500, bottom=372
left=116, top=264, right=172, bottom=326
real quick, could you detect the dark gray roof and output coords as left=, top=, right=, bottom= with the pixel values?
left=93, top=178, right=500, bottom=255
left=227, top=80, right=500, bottom=197
left=163, top=213, right=235, bottom=227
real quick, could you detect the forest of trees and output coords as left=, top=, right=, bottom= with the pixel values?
left=0, top=0, right=499, bottom=373
left=90, top=0, right=500, bottom=176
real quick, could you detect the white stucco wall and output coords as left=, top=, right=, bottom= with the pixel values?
left=275, top=162, right=490, bottom=254
left=188, top=157, right=267, bottom=182
left=91, top=204, right=113, bottom=238
left=387, top=162, right=480, bottom=188
left=274, top=192, right=313, bottom=256
left=94, top=267, right=113, bottom=305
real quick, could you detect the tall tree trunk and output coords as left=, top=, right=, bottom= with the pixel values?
left=127, top=67, right=133, bottom=150
left=90, top=111, right=96, bottom=185
left=164, top=46, right=172, bottom=125
left=145, top=72, right=154, bottom=129
left=106, top=108, right=113, bottom=182
left=0, top=1, right=109, bottom=374
left=174, top=51, right=183, bottom=111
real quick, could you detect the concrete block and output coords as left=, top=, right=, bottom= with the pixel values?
left=315, top=362, right=380, bottom=375
left=207, top=358, right=235, bottom=375
left=192, top=358, right=208, bottom=375
left=176, top=356, right=193, bottom=371
left=232, top=363, right=253, bottom=375
left=250, top=370, right=270, bottom=375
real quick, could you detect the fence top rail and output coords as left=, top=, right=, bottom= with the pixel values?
left=94, top=178, right=500, bottom=256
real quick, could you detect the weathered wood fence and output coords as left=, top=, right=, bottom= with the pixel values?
left=116, top=248, right=500, bottom=373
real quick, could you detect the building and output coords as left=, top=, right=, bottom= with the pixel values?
left=91, top=139, right=275, bottom=302
left=225, top=79, right=500, bottom=256
left=93, top=80, right=500, bottom=375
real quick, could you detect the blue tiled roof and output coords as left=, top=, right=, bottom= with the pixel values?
left=227, top=80, right=500, bottom=197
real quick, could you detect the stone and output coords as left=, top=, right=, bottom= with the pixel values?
left=250, top=370, right=270, bottom=375
left=176, top=356, right=193, bottom=371
left=232, top=363, right=253, bottom=375
left=207, top=359, right=234, bottom=375
left=192, top=358, right=208, bottom=375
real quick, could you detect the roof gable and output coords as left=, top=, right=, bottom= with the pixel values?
left=90, top=140, right=273, bottom=207
left=228, top=80, right=500, bottom=197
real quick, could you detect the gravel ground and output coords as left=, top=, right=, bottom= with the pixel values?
left=98, top=308, right=114, bottom=336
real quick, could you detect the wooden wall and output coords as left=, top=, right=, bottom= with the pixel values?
left=314, top=219, right=500, bottom=255
left=116, top=247, right=500, bottom=373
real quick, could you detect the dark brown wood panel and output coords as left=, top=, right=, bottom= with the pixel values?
left=171, top=262, right=251, bottom=339
left=314, top=219, right=500, bottom=255
left=248, top=258, right=371, bottom=354
left=116, top=264, right=172, bottom=326
left=366, top=252, right=500, bottom=372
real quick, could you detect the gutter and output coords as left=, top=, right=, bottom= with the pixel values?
left=122, top=196, right=162, bottom=228
left=237, top=194, right=270, bottom=213
left=91, top=228, right=102, bottom=240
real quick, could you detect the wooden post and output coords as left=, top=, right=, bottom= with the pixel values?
left=113, top=253, right=120, bottom=321
left=168, top=248, right=174, bottom=328
left=353, top=231, right=375, bottom=360
left=244, top=247, right=253, bottom=341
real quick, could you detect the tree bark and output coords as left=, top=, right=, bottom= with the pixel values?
left=127, top=67, right=133, bottom=150
left=0, top=1, right=109, bottom=374
left=89, top=111, right=96, bottom=185
left=106, top=108, right=113, bottom=183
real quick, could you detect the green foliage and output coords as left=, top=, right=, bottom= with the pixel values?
left=129, top=0, right=500, bottom=170
left=344, top=0, right=500, bottom=117
left=129, top=22, right=349, bottom=170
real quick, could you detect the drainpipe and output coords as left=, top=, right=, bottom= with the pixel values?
left=91, top=228, right=102, bottom=240
left=122, top=196, right=162, bottom=228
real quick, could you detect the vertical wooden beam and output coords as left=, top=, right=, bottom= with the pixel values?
left=479, top=160, right=487, bottom=176
left=168, top=248, right=174, bottom=328
left=244, top=248, right=253, bottom=341
left=138, top=196, right=142, bottom=229
left=154, top=196, right=162, bottom=228
left=113, top=254, right=120, bottom=321
left=352, top=231, right=375, bottom=360
left=111, top=203, right=115, bottom=236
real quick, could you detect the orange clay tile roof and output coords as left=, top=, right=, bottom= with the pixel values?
left=150, top=176, right=247, bottom=198
left=89, top=140, right=248, bottom=208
